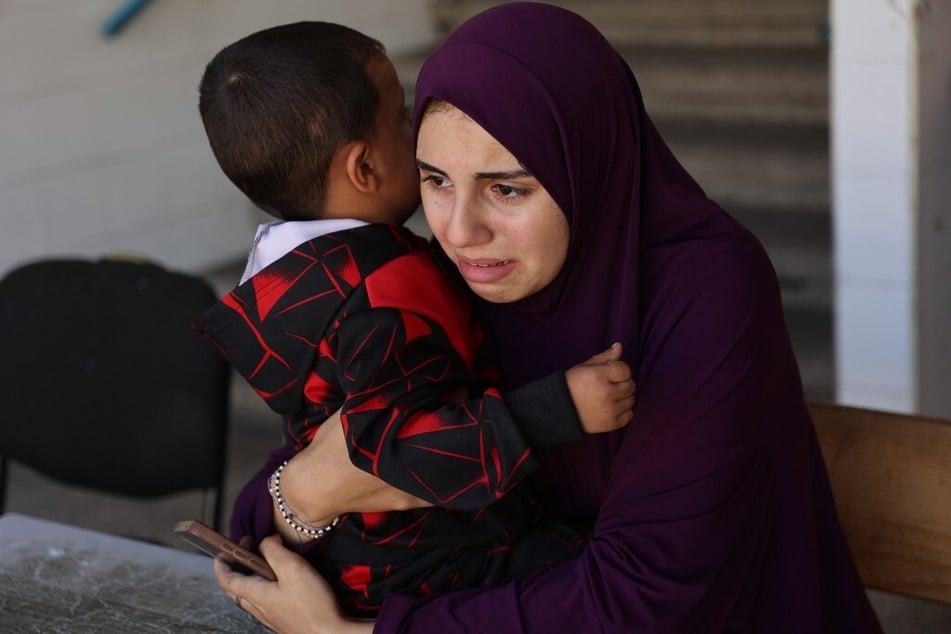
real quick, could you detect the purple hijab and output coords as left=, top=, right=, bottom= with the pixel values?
left=378, top=3, right=882, bottom=631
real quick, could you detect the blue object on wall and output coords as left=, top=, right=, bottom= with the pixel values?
left=101, top=0, right=157, bottom=38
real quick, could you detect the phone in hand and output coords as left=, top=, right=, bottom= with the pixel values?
left=174, top=520, right=277, bottom=581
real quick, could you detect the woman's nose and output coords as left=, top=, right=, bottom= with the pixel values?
left=445, top=198, right=490, bottom=248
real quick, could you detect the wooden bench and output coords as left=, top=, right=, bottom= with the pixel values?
left=808, top=401, right=951, bottom=606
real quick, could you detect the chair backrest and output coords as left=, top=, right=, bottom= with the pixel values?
left=0, top=257, right=230, bottom=530
left=808, top=401, right=951, bottom=605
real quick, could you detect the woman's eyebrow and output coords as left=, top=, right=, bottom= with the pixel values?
left=416, top=160, right=531, bottom=181
left=416, top=159, right=446, bottom=175
left=473, top=169, right=532, bottom=180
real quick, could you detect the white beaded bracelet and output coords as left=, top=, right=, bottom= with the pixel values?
left=267, top=460, right=340, bottom=540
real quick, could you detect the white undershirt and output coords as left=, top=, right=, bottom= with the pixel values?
left=239, top=218, right=368, bottom=284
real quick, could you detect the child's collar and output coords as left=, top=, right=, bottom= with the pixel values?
left=240, top=218, right=368, bottom=284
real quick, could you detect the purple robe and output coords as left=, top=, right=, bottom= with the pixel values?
left=375, top=3, right=883, bottom=632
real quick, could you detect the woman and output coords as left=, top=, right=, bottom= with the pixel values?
left=217, top=4, right=882, bottom=632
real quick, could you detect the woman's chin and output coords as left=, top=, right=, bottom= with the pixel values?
left=466, top=280, right=540, bottom=305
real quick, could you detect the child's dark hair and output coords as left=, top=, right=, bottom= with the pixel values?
left=199, top=22, right=385, bottom=220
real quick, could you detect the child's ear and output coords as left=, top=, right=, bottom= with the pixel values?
left=343, top=140, right=380, bottom=193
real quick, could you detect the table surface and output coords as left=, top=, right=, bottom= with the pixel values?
left=0, top=513, right=267, bottom=633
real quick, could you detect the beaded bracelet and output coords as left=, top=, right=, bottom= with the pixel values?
left=268, top=460, right=340, bottom=540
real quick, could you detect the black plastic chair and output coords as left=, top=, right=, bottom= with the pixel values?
left=0, top=257, right=230, bottom=533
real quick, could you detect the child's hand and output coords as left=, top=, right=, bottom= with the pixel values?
left=565, top=343, right=635, bottom=434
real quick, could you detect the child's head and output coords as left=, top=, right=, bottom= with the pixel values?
left=199, top=21, right=419, bottom=223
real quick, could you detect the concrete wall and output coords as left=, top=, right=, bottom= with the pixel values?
left=0, top=0, right=434, bottom=277
left=832, top=0, right=951, bottom=415
left=914, top=0, right=951, bottom=416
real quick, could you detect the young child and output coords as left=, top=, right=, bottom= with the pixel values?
left=194, top=21, right=634, bottom=616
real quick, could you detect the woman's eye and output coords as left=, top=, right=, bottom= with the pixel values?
left=494, top=184, right=526, bottom=198
left=421, top=174, right=449, bottom=189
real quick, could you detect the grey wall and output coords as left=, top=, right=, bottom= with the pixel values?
left=0, top=0, right=434, bottom=276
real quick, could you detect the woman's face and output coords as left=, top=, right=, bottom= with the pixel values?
left=416, top=105, right=569, bottom=304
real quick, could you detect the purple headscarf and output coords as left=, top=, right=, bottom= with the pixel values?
left=383, top=3, right=882, bottom=631
left=413, top=1, right=715, bottom=389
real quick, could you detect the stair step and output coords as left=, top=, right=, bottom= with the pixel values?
left=660, top=119, right=829, bottom=215
left=396, top=48, right=820, bottom=122
left=431, top=0, right=829, bottom=49
left=783, top=303, right=834, bottom=399
left=673, top=142, right=828, bottom=215
left=626, top=44, right=828, bottom=128
left=731, top=206, right=832, bottom=310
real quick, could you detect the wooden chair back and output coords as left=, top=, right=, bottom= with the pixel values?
left=808, top=401, right=951, bottom=604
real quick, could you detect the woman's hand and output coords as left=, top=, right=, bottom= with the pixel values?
left=215, top=535, right=372, bottom=634
left=277, top=409, right=433, bottom=528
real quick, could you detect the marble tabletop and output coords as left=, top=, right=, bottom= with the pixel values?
left=0, top=513, right=267, bottom=633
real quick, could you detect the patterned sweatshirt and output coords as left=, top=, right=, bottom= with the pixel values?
left=196, top=222, right=585, bottom=615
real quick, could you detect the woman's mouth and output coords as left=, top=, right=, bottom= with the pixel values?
left=456, top=257, right=515, bottom=283
left=471, top=260, right=509, bottom=267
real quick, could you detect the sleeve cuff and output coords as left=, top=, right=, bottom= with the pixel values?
left=504, top=373, right=584, bottom=448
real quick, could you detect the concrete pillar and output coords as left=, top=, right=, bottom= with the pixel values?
left=914, top=2, right=951, bottom=416
left=832, top=0, right=951, bottom=415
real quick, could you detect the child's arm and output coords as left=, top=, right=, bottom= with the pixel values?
left=491, top=343, right=635, bottom=452
left=335, top=306, right=537, bottom=510
left=334, top=306, right=636, bottom=511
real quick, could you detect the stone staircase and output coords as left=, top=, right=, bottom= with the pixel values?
left=394, top=0, right=833, bottom=398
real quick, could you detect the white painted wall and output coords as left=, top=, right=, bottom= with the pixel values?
left=832, top=0, right=951, bottom=415
left=0, top=0, right=434, bottom=277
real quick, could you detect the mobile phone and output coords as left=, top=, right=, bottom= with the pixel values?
left=173, top=520, right=277, bottom=581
